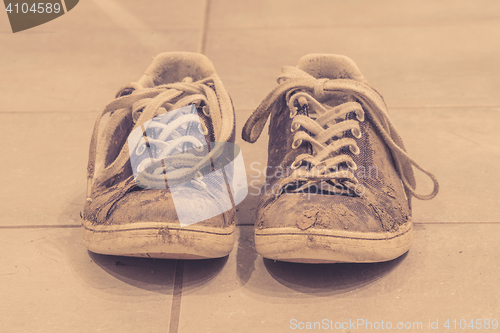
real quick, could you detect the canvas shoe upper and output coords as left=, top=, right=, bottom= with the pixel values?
left=82, top=52, right=238, bottom=259
left=242, top=54, right=439, bottom=263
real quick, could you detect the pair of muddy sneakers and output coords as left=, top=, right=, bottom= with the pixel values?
left=82, top=52, right=438, bottom=263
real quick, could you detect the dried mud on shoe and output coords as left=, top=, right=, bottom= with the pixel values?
left=243, top=54, right=439, bottom=264
left=82, top=52, right=246, bottom=259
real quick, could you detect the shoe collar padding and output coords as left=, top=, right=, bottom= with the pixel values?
left=137, top=52, right=218, bottom=88
left=296, top=54, right=368, bottom=83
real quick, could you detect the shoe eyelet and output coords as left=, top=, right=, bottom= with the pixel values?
left=202, top=106, right=210, bottom=116
left=132, top=109, right=144, bottom=123
left=116, top=87, right=135, bottom=98
left=193, top=145, right=205, bottom=152
left=315, top=161, right=325, bottom=169
left=351, top=128, right=362, bottom=139
left=349, top=144, right=360, bottom=155
left=347, top=160, right=357, bottom=170
left=198, top=123, right=208, bottom=136
left=356, top=109, right=365, bottom=122
left=298, top=96, right=308, bottom=107
left=291, top=160, right=302, bottom=170
left=136, top=141, right=147, bottom=155
left=292, top=139, right=302, bottom=149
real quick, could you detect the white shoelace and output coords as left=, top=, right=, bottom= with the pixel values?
left=133, top=106, right=207, bottom=187
left=86, top=77, right=232, bottom=201
left=242, top=66, right=439, bottom=203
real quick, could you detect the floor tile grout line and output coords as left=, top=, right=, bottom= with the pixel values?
left=60, top=0, right=68, bottom=13
left=168, top=260, right=184, bottom=333
left=235, top=222, right=500, bottom=226
left=413, top=222, right=500, bottom=224
left=0, top=224, right=80, bottom=229
left=0, top=106, right=498, bottom=114
left=235, top=105, right=500, bottom=113
left=207, top=17, right=500, bottom=31
left=389, top=105, right=500, bottom=109
left=0, top=111, right=100, bottom=113
left=198, top=0, right=212, bottom=55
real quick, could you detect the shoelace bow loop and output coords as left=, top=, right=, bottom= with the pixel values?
left=86, top=77, right=231, bottom=200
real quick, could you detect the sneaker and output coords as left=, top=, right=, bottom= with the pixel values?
left=242, top=54, right=439, bottom=263
left=82, top=52, right=239, bottom=259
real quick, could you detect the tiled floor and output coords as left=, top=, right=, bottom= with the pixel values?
left=1, top=1, right=499, bottom=332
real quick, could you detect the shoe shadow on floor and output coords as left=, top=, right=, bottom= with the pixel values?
left=233, top=223, right=408, bottom=297
left=78, top=246, right=228, bottom=295
left=179, top=256, right=230, bottom=295
left=262, top=254, right=407, bottom=296
left=85, top=243, right=229, bottom=294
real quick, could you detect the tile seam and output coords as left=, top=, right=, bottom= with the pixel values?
left=168, top=260, right=184, bottom=333
left=198, top=0, right=212, bottom=55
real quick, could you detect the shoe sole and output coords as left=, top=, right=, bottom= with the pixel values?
left=81, top=220, right=235, bottom=259
left=254, top=222, right=412, bottom=263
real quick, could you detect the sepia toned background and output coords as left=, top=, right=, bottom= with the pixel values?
left=1, top=1, right=499, bottom=332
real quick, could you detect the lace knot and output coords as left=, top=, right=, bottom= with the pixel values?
left=313, top=78, right=328, bottom=100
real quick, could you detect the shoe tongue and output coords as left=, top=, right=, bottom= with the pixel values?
left=296, top=54, right=366, bottom=82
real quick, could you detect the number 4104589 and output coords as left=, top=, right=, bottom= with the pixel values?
left=5, top=2, right=62, bottom=14
left=444, top=319, right=498, bottom=330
